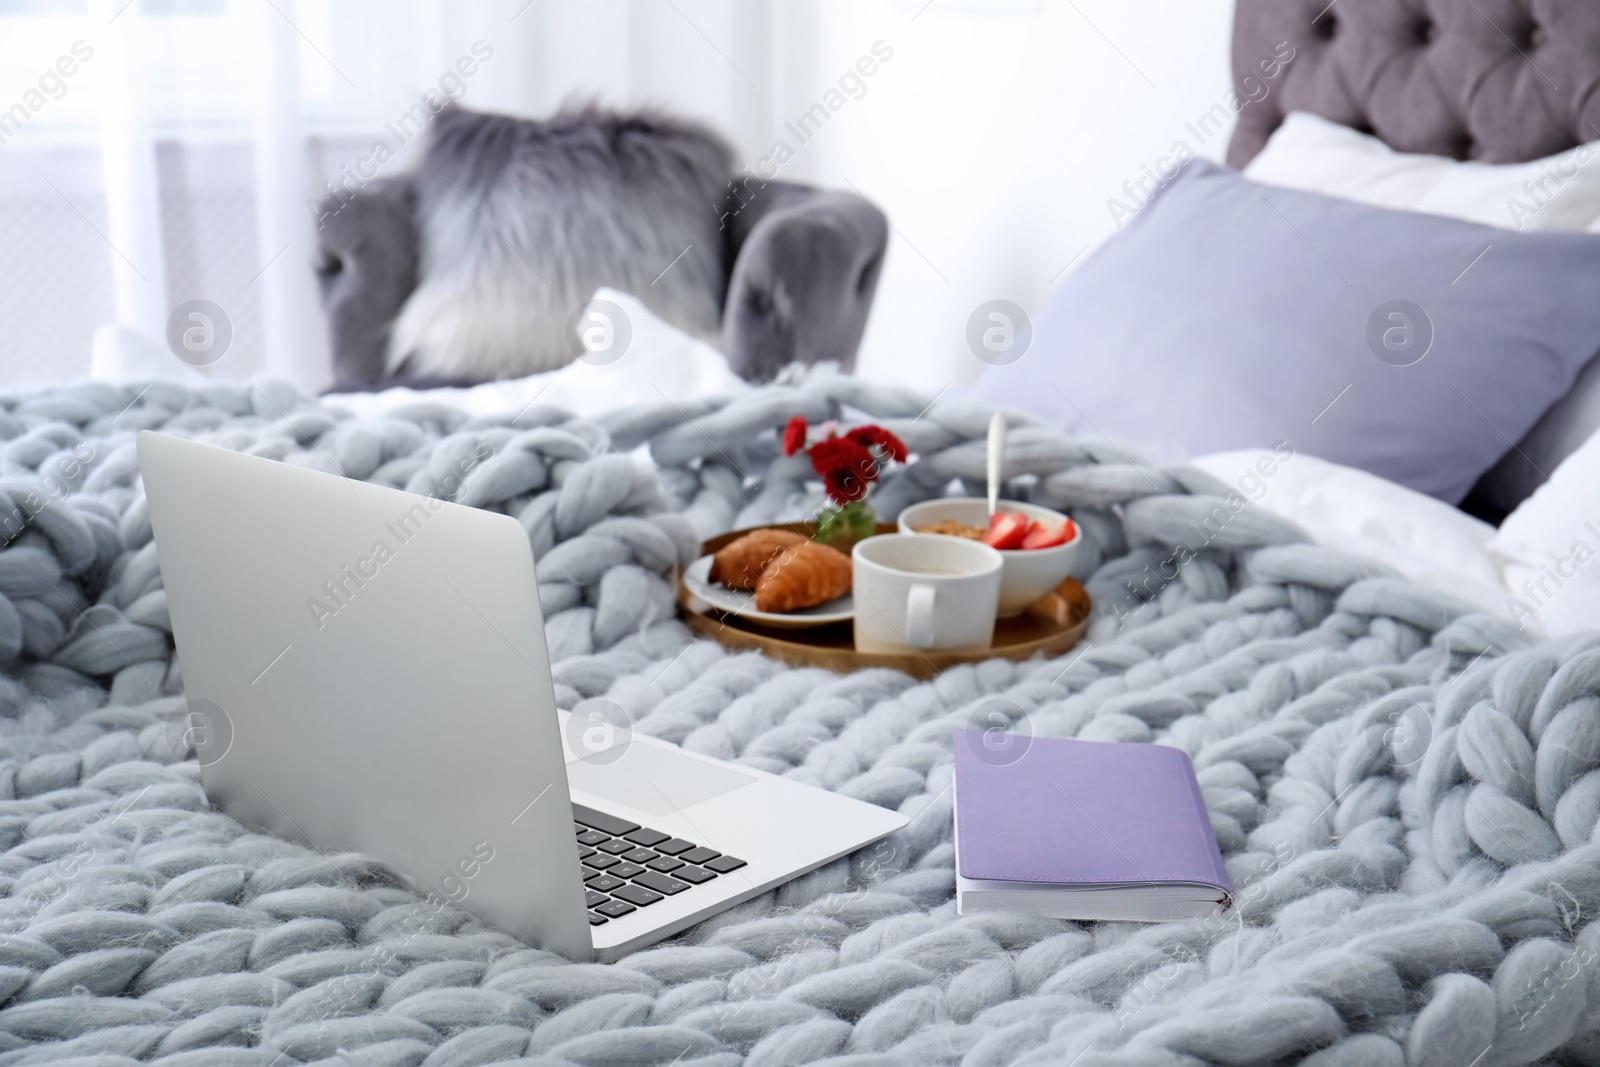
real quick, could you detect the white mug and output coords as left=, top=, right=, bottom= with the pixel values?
left=852, top=534, right=1002, bottom=654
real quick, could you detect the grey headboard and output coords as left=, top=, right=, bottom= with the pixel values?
left=1225, top=0, right=1600, bottom=522
left=1227, top=0, right=1600, bottom=169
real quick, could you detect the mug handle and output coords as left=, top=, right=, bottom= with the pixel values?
left=905, top=583, right=937, bottom=648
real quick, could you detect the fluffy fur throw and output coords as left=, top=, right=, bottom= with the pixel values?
left=388, top=107, right=732, bottom=381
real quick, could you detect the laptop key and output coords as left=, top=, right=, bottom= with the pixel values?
left=571, top=805, right=639, bottom=837
left=577, top=846, right=595, bottom=861
left=583, top=853, right=621, bottom=871
left=575, top=829, right=609, bottom=847
left=612, top=883, right=664, bottom=907
left=633, top=871, right=690, bottom=895
left=597, top=838, right=634, bottom=855
left=679, top=847, right=720, bottom=865
left=588, top=911, right=609, bottom=926
left=674, top=865, right=716, bottom=884
left=610, top=862, right=646, bottom=879
left=595, top=898, right=637, bottom=918
left=585, top=874, right=626, bottom=892
left=646, top=856, right=684, bottom=872
left=585, top=890, right=609, bottom=908
left=704, top=855, right=747, bottom=873
left=624, top=828, right=670, bottom=847
left=621, top=847, right=658, bottom=864
left=653, top=839, right=695, bottom=856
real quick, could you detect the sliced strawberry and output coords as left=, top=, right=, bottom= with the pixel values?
left=1021, top=517, right=1075, bottom=550
left=983, top=512, right=1031, bottom=550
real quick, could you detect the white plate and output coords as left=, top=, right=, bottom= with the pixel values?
left=681, top=554, right=854, bottom=629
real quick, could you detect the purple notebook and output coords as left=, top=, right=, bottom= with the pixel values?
left=953, top=731, right=1231, bottom=921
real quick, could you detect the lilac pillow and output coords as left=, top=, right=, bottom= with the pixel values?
left=966, top=160, right=1600, bottom=502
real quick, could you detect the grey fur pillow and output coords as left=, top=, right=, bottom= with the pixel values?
left=388, top=107, right=731, bottom=380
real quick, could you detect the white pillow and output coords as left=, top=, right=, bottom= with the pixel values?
left=1244, top=111, right=1600, bottom=233
left=1487, top=428, right=1600, bottom=637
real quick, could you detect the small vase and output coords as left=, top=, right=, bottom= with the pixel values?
left=813, top=499, right=876, bottom=553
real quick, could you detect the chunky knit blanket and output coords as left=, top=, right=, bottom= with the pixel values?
left=0, top=377, right=1593, bottom=1067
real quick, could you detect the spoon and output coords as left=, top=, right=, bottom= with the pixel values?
left=987, top=411, right=1006, bottom=517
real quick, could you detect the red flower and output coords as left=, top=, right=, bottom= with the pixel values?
left=786, top=421, right=905, bottom=505
left=823, top=467, right=870, bottom=504
left=782, top=415, right=807, bottom=457
left=846, top=425, right=908, bottom=463
left=807, top=436, right=877, bottom=505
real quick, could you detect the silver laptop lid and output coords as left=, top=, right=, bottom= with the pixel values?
left=137, top=431, right=592, bottom=960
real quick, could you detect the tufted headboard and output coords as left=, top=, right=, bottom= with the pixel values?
left=1226, top=0, right=1600, bottom=169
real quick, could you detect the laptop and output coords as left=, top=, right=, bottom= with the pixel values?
left=137, top=431, right=905, bottom=962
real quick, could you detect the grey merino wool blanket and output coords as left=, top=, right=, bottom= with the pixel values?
left=0, top=376, right=1592, bottom=1067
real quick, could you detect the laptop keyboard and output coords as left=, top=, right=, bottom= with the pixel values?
left=572, top=803, right=746, bottom=926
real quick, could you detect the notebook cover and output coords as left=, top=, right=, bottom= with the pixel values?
left=953, top=731, right=1231, bottom=892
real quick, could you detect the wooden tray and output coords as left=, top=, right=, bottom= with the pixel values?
left=676, top=523, right=1091, bottom=679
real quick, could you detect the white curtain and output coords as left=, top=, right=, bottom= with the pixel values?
left=0, top=0, right=777, bottom=391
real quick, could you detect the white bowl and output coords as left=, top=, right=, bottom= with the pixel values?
left=898, top=497, right=1081, bottom=617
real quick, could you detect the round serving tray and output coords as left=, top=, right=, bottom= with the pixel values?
left=676, top=522, right=1091, bottom=680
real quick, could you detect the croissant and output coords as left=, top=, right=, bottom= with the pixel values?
left=753, top=540, right=852, bottom=613
left=709, top=528, right=806, bottom=590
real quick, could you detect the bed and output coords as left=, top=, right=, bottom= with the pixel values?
left=0, top=3, right=1596, bottom=1066
left=1218, top=0, right=1600, bottom=639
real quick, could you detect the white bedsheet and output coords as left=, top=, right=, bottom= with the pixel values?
left=1190, top=448, right=1519, bottom=626
left=1487, top=429, right=1600, bottom=637
left=325, top=289, right=749, bottom=422
left=87, top=288, right=748, bottom=422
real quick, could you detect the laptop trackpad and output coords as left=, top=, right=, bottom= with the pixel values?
left=566, top=743, right=755, bottom=816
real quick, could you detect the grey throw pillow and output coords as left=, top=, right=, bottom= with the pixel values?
left=966, top=160, right=1600, bottom=503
